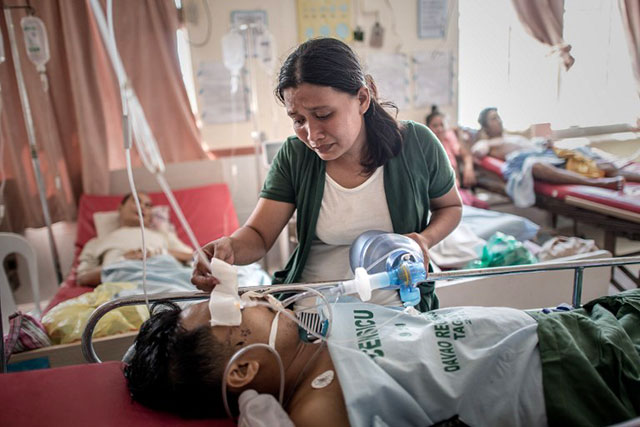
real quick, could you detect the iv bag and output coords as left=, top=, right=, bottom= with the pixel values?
left=222, top=29, right=245, bottom=93
left=21, top=16, right=50, bottom=71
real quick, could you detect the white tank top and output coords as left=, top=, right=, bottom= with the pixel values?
left=299, top=167, right=400, bottom=306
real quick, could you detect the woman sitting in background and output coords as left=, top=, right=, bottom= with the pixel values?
left=426, top=106, right=488, bottom=209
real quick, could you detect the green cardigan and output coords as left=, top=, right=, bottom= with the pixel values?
left=260, top=121, right=455, bottom=311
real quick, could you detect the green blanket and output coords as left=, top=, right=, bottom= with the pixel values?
left=529, top=289, right=640, bottom=426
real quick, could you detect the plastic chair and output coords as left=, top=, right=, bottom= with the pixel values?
left=0, top=233, right=41, bottom=333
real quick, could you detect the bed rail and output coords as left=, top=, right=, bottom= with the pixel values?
left=81, top=256, right=640, bottom=364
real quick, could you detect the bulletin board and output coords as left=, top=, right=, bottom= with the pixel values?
left=296, top=0, right=352, bottom=42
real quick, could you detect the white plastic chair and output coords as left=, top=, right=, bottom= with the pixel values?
left=0, top=233, right=41, bottom=333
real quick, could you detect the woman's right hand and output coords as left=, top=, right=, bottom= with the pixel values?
left=190, top=237, right=235, bottom=292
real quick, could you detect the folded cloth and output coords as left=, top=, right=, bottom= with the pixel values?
left=429, top=223, right=485, bottom=269
left=536, top=236, right=598, bottom=261
left=502, top=148, right=565, bottom=208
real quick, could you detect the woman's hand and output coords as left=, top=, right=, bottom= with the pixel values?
left=190, top=237, right=235, bottom=292
left=403, top=232, right=430, bottom=269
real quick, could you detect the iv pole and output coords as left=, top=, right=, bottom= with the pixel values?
left=3, top=4, right=63, bottom=284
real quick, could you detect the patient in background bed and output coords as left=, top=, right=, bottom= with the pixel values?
left=76, top=192, right=193, bottom=287
left=124, top=289, right=640, bottom=426
left=472, top=107, right=639, bottom=190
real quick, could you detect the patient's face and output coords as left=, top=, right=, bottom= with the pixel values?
left=485, top=110, right=503, bottom=138
left=119, top=193, right=152, bottom=228
left=181, top=299, right=300, bottom=353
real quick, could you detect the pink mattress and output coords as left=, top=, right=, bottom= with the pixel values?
left=476, top=156, right=640, bottom=218
left=0, top=361, right=234, bottom=426
left=44, top=183, right=240, bottom=313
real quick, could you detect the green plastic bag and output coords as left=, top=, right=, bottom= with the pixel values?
left=468, top=232, right=537, bottom=269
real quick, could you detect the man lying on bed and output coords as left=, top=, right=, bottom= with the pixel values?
left=472, top=107, right=640, bottom=207
left=75, top=192, right=196, bottom=292
left=124, top=288, right=640, bottom=426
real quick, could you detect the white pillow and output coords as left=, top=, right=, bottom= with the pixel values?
left=93, top=205, right=174, bottom=238
left=93, top=211, right=120, bottom=238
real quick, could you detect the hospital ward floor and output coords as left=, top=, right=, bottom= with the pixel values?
left=477, top=190, right=640, bottom=294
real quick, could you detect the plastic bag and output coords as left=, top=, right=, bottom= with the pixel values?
left=42, top=282, right=149, bottom=345
left=468, top=232, right=537, bottom=269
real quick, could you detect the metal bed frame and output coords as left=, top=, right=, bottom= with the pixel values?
left=474, top=165, right=640, bottom=291
left=77, top=255, right=640, bottom=365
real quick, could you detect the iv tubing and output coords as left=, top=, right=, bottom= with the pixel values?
left=221, top=343, right=285, bottom=420
left=221, top=286, right=333, bottom=420
left=155, top=174, right=210, bottom=268
left=91, top=0, right=212, bottom=277
left=4, top=7, right=63, bottom=283
left=125, top=149, right=150, bottom=311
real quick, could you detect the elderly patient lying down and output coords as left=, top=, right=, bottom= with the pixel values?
left=124, top=289, right=640, bottom=427
left=76, top=192, right=194, bottom=288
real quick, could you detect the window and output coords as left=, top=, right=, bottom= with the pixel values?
left=176, top=27, right=199, bottom=118
left=458, top=0, right=639, bottom=130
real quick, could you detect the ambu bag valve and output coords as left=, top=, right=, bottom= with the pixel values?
left=343, top=231, right=427, bottom=306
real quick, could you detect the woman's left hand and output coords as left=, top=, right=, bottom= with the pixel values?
left=403, top=232, right=430, bottom=269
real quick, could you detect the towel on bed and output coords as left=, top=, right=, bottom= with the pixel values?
left=502, top=148, right=565, bottom=208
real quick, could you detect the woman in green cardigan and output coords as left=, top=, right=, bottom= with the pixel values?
left=192, top=38, right=462, bottom=310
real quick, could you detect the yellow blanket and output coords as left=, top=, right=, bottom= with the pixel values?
left=42, top=282, right=149, bottom=345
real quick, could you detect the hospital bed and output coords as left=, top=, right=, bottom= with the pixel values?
left=6, top=154, right=620, bottom=369
left=474, top=132, right=640, bottom=290
left=8, top=178, right=240, bottom=370
left=2, top=256, right=639, bottom=426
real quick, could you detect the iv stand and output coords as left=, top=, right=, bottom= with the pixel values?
left=239, top=22, right=269, bottom=271
left=3, top=7, right=63, bottom=284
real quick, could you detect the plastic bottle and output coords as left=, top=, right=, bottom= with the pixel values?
left=222, top=28, right=245, bottom=94
left=20, top=16, right=50, bottom=72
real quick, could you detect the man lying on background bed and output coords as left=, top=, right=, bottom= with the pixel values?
left=42, top=192, right=270, bottom=345
left=124, top=287, right=640, bottom=426
left=472, top=107, right=640, bottom=207
left=75, top=192, right=194, bottom=290
left=75, top=192, right=270, bottom=293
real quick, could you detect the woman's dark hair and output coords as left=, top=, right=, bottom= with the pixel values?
left=124, top=304, right=233, bottom=418
left=276, top=37, right=403, bottom=174
left=478, top=107, right=497, bottom=129
left=425, top=105, right=443, bottom=127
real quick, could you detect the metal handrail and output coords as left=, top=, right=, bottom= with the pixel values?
left=81, top=255, right=640, bottom=363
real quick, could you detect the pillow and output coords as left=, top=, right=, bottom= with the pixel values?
left=93, top=211, right=119, bottom=238
left=92, top=205, right=175, bottom=238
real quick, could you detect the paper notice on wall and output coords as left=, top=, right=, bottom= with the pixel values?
left=418, top=0, right=448, bottom=39
left=413, top=50, right=453, bottom=108
left=296, top=0, right=352, bottom=43
left=365, top=52, right=410, bottom=110
left=197, top=61, right=249, bottom=124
